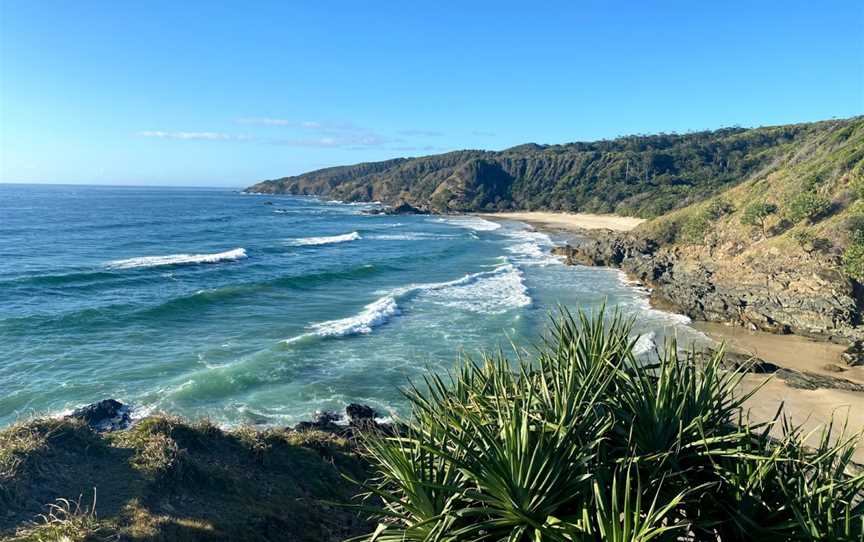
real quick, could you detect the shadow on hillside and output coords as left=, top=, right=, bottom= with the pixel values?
left=1, top=418, right=372, bottom=541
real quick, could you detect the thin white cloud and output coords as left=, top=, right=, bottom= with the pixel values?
left=137, top=131, right=251, bottom=141
left=236, top=117, right=293, bottom=126
left=397, top=129, right=444, bottom=137
left=268, top=133, right=389, bottom=148
left=235, top=118, right=364, bottom=133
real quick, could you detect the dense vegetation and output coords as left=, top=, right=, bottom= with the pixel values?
left=248, top=118, right=862, bottom=218
left=637, top=116, right=864, bottom=266
left=352, top=310, right=864, bottom=541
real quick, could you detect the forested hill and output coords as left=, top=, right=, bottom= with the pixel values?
left=246, top=117, right=863, bottom=218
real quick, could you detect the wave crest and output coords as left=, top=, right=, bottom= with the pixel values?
left=284, top=295, right=399, bottom=344
left=106, top=248, right=247, bottom=270
left=433, top=217, right=502, bottom=232
left=287, top=231, right=361, bottom=246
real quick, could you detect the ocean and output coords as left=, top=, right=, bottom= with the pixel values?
left=0, top=184, right=708, bottom=427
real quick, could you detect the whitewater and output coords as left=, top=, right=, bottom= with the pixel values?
left=0, top=185, right=709, bottom=427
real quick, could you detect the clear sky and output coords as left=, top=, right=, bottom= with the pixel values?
left=1, top=1, right=862, bottom=187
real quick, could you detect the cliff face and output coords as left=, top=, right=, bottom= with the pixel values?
left=247, top=119, right=859, bottom=218
left=553, top=234, right=861, bottom=343
left=551, top=116, right=864, bottom=342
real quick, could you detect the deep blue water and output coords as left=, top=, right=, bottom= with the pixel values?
left=0, top=184, right=707, bottom=426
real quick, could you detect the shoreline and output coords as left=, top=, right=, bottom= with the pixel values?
left=477, top=211, right=646, bottom=232
left=497, top=212, right=864, bottom=459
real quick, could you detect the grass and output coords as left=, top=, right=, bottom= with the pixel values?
left=1, top=416, right=371, bottom=541
left=349, top=309, right=864, bottom=541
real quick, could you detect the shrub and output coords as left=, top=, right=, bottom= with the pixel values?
left=351, top=310, right=864, bottom=541
left=706, top=198, right=735, bottom=219
left=680, top=213, right=712, bottom=245
left=740, top=202, right=777, bottom=237
left=647, top=219, right=680, bottom=244
left=847, top=214, right=864, bottom=245
left=843, top=243, right=864, bottom=282
left=787, top=191, right=831, bottom=224
left=791, top=229, right=815, bottom=252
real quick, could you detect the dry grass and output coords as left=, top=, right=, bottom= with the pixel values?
left=1, top=416, right=372, bottom=541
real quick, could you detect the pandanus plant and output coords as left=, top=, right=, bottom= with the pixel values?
left=348, top=308, right=864, bottom=541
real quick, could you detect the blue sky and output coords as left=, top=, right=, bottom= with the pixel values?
left=1, top=1, right=862, bottom=187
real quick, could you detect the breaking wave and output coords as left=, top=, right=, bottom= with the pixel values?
left=284, top=295, right=400, bottom=344
left=106, top=248, right=247, bottom=270
left=286, top=231, right=361, bottom=246
left=433, top=216, right=502, bottom=232
left=282, top=262, right=532, bottom=345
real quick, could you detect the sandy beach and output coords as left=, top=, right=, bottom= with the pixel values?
left=697, top=323, right=864, bottom=460
left=478, top=211, right=646, bottom=232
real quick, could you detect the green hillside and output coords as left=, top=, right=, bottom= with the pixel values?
left=639, top=116, right=864, bottom=271
left=247, top=117, right=862, bottom=218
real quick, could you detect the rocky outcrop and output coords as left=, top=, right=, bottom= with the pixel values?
left=293, top=403, right=393, bottom=436
left=552, top=231, right=863, bottom=344
left=362, top=201, right=430, bottom=215
left=842, top=341, right=864, bottom=366
left=68, top=399, right=132, bottom=432
left=696, top=348, right=864, bottom=391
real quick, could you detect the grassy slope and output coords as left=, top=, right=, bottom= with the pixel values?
left=639, top=117, right=864, bottom=259
left=0, top=417, right=370, bottom=541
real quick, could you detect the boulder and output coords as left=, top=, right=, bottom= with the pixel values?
left=293, top=410, right=342, bottom=432
left=386, top=202, right=428, bottom=215
left=69, top=399, right=132, bottom=432
left=841, top=341, right=864, bottom=367
left=346, top=403, right=377, bottom=423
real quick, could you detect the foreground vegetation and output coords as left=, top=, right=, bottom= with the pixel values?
left=0, top=417, right=370, bottom=541
left=352, top=310, right=864, bottom=541
left=2, top=310, right=863, bottom=540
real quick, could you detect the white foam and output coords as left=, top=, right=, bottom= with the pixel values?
left=286, top=231, right=361, bottom=246
left=284, top=295, right=400, bottom=343
left=614, top=270, right=691, bottom=325
left=632, top=331, right=657, bottom=356
left=390, top=262, right=531, bottom=314
left=427, top=264, right=530, bottom=313
left=106, top=248, right=247, bottom=269
left=433, top=216, right=502, bottom=231
left=369, top=233, right=456, bottom=241
left=504, top=228, right=562, bottom=267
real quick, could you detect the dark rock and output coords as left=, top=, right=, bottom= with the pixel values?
left=361, top=208, right=386, bottom=215
left=346, top=403, right=377, bottom=423
left=841, top=341, right=864, bottom=366
left=776, top=369, right=864, bottom=392
left=694, top=349, right=779, bottom=373
left=69, top=399, right=132, bottom=432
left=263, top=201, right=274, bottom=205
left=552, top=231, right=863, bottom=344
left=293, top=404, right=395, bottom=437
left=386, top=202, right=429, bottom=215
left=293, top=410, right=342, bottom=432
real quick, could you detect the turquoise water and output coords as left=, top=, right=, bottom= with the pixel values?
left=0, top=184, right=707, bottom=426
